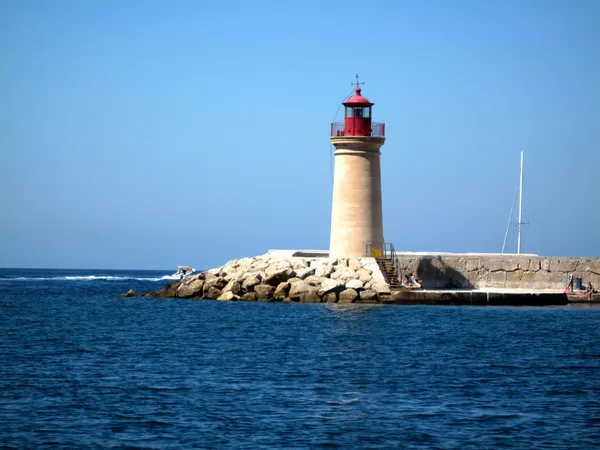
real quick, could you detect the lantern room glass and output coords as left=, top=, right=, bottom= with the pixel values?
left=345, top=106, right=371, bottom=118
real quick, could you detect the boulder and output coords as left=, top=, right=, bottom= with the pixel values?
left=178, top=279, right=205, bottom=298
left=348, top=258, right=363, bottom=271
left=310, top=259, right=327, bottom=270
left=315, top=264, right=334, bottom=278
left=254, top=284, right=275, bottom=300
left=263, top=268, right=294, bottom=286
left=305, top=275, right=326, bottom=287
left=121, top=289, right=137, bottom=297
left=221, top=279, right=242, bottom=296
left=289, top=280, right=320, bottom=302
left=300, top=286, right=321, bottom=303
left=318, top=278, right=344, bottom=296
left=203, top=277, right=227, bottom=296
left=273, top=282, right=291, bottom=300
left=356, top=268, right=373, bottom=283
left=217, top=291, right=239, bottom=301
left=346, top=279, right=363, bottom=290
left=333, top=258, right=348, bottom=267
left=204, top=286, right=223, bottom=299
left=294, top=267, right=315, bottom=280
left=289, top=258, right=309, bottom=270
left=322, top=292, right=338, bottom=303
left=359, top=289, right=378, bottom=302
left=241, top=292, right=257, bottom=301
left=331, top=267, right=357, bottom=282
left=242, top=274, right=262, bottom=292
left=339, top=288, right=359, bottom=303
left=371, top=282, right=391, bottom=295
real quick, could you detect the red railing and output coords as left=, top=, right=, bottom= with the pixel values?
left=330, top=122, right=386, bottom=137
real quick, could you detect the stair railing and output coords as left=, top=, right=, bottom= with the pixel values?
left=366, top=241, right=403, bottom=286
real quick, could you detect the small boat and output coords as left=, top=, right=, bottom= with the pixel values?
left=173, top=266, right=195, bottom=279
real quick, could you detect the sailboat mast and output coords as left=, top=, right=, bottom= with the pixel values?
left=517, top=150, right=524, bottom=254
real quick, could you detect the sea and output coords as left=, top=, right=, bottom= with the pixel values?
left=1, top=268, right=599, bottom=449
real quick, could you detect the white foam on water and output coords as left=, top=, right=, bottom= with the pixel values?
left=8, top=275, right=178, bottom=282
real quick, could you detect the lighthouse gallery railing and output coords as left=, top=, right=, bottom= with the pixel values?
left=330, top=122, right=385, bottom=138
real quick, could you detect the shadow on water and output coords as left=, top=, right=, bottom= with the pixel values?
left=417, top=256, right=472, bottom=289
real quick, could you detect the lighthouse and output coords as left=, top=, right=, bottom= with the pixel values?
left=329, top=76, right=386, bottom=259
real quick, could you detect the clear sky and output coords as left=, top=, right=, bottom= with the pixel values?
left=1, top=0, right=599, bottom=270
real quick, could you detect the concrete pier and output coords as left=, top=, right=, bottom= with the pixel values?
left=383, top=288, right=569, bottom=306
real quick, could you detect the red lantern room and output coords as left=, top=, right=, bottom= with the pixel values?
left=331, top=74, right=385, bottom=138
left=343, top=85, right=373, bottom=136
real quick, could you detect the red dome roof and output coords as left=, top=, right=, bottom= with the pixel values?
left=343, top=87, right=373, bottom=106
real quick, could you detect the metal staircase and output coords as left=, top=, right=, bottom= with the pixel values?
left=367, top=242, right=403, bottom=290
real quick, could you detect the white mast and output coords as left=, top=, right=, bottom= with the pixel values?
left=517, top=150, right=524, bottom=254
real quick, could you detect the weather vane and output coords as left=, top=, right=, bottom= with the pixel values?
left=351, top=73, right=365, bottom=89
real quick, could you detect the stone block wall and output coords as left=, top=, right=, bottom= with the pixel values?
left=395, top=253, right=600, bottom=290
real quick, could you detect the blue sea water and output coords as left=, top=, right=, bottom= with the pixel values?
left=1, top=268, right=599, bottom=449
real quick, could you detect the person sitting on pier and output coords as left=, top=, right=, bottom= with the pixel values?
left=409, top=272, right=422, bottom=288
left=586, top=281, right=597, bottom=300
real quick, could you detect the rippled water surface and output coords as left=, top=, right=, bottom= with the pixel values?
left=1, top=268, right=599, bottom=448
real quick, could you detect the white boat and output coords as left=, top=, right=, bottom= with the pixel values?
left=173, top=266, right=195, bottom=279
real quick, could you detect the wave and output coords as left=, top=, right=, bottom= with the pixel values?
left=5, top=275, right=179, bottom=282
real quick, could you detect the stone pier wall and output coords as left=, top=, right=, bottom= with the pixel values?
left=395, top=253, right=600, bottom=290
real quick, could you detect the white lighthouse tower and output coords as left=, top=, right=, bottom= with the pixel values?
left=329, top=76, right=386, bottom=259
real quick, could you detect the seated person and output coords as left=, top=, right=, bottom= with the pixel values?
left=410, top=272, right=422, bottom=288
left=586, top=281, right=597, bottom=298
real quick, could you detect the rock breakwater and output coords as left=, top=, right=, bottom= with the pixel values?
left=144, top=254, right=392, bottom=303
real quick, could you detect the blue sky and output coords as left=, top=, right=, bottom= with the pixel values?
left=1, top=0, right=599, bottom=270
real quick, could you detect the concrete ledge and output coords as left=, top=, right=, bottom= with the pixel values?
left=385, top=289, right=568, bottom=306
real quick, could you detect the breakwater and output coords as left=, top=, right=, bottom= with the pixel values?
left=144, top=254, right=393, bottom=303
left=394, top=252, right=600, bottom=291
left=139, top=251, right=599, bottom=305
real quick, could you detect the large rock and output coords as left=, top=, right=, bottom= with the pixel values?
left=294, top=267, right=315, bottom=280
left=339, top=289, right=359, bottom=303
left=178, top=278, right=205, bottom=298
left=273, top=282, right=291, bottom=300
left=204, top=286, right=223, bottom=299
left=263, top=268, right=294, bottom=286
left=289, top=280, right=320, bottom=302
left=322, top=292, right=338, bottom=302
left=242, top=273, right=262, bottom=292
left=221, top=279, right=242, bottom=296
left=241, top=292, right=257, bottom=301
left=203, top=277, right=227, bottom=296
left=289, top=258, right=309, bottom=270
left=300, top=286, right=320, bottom=303
left=331, top=267, right=357, bottom=282
left=310, top=259, right=327, bottom=270
left=333, top=258, right=348, bottom=267
left=318, top=279, right=344, bottom=296
left=359, top=289, right=378, bottom=302
left=371, top=282, right=391, bottom=295
left=217, top=291, right=239, bottom=301
left=254, top=284, right=275, bottom=300
left=348, top=258, right=363, bottom=271
left=346, top=279, right=363, bottom=290
left=305, top=275, right=326, bottom=287
left=356, top=268, right=373, bottom=283
left=121, top=289, right=137, bottom=297
left=315, top=264, right=334, bottom=278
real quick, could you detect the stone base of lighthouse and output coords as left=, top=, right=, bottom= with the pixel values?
left=329, top=136, right=385, bottom=259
